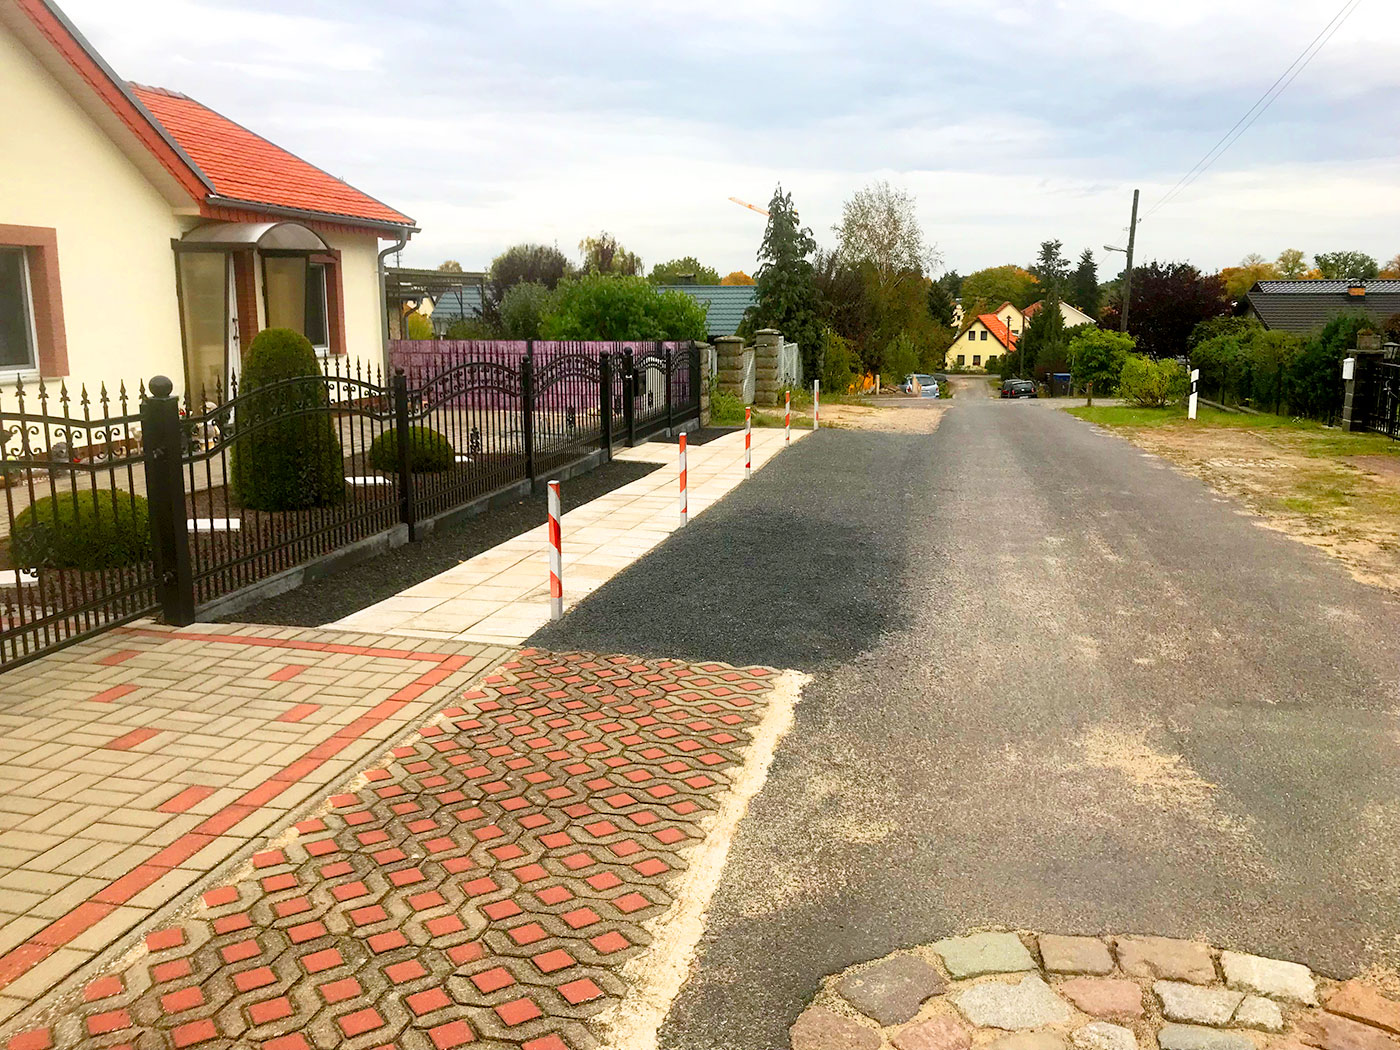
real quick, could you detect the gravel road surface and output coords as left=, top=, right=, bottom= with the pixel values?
left=531, top=379, right=1400, bottom=1050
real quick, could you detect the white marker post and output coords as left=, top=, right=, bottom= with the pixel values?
left=1188, top=367, right=1200, bottom=420
left=744, top=407, right=752, bottom=479
left=784, top=391, right=791, bottom=445
left=678, top=432, right=688, bottom=527
left=813, top=379, right=820, bottom=430
left=547, top=480, right=563, bottom=621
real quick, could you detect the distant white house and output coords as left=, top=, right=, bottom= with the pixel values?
left=1023, top=299, right=1096, bottom=328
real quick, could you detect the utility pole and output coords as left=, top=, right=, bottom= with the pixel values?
left=1120, top=188, right=1139, bottom=334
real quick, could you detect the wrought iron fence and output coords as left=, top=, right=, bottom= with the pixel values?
left=0, top=379, right=157, bottom=667
left=1351, top=355, right=1400, bottom=439
left=0, top=340, right=700, bottom=671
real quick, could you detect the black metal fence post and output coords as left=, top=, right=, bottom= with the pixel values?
left=663, top=340, right=674, bottom=435
left=688, top=340, right=701, bottom=423
left=141, top=375, right=195, bottom=626
left=599, top=352, right=613, bottom=460
left=622, top=347, right=636, bottom=447
left=392, top=368, right=417, bottom=539
left=521, top=342, right=536, bottom=480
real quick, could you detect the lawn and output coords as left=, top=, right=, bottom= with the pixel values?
left=1065, top=402, right=1400, bottom=591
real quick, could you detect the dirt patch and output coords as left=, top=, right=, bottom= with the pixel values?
left=820, top=399, right=948, bottom=433
left=1108, top=424, right=1400, bottom=595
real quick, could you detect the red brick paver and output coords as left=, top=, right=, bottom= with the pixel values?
left=1, top=649, right=782, bottom=1050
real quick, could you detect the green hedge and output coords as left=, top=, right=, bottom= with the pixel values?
left=368, top=427, right=455, bottom=473
left=229, top=329, right=346, bottom=511
left=12, top=491, right=151, bottom=570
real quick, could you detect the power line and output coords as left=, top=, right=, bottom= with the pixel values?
left=1140, top=0, right=1363, bottom=222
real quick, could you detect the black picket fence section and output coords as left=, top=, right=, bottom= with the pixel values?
left=1352, top=357, right=1400, bottom=439
left=0, top=380, right=158, bottom=668
left=0, top=340, right=700, bottom=672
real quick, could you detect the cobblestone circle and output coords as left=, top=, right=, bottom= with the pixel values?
left=792, top=932, right=1400, bottom=1050
left=3, top=648, right=783, bottom=1050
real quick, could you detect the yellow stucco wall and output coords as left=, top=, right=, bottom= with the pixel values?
left=950, top=323, right=998, bottom=372
left=0, top=20, right=188, bottom=408
left=1, top=20, right=392, bottom=416
left=323, top=230, right=388, bottom=378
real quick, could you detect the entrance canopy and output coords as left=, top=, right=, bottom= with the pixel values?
left=181, top=221, right=329, bottom=251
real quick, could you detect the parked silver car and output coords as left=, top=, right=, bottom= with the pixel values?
left=903, top=374, right=940, bottom=398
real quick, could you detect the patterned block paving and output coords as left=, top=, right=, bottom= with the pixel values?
left=1, top=649, right=781, bottom=1050
left=0, top=623, right=509, bottom=1022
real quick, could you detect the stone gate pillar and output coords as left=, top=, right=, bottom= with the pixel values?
left=715, top=336, right=752, bottom=405
left=753, top=328, right=782, bottom=406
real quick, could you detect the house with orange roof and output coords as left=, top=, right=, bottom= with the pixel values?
left=0, top=0, right=417, bottom=402
left=950, top=313, right=1018, bottom=371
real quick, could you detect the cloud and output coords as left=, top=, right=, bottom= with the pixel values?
left=54, top=0, right=1400, bottom=275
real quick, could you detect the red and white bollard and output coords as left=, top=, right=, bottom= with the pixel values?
left=744, top=407, right=752, bottom=479
left=785, top=391, right=791, bottom=444
left=547, top=479, right=563, bottom=621
left=678, top=432, right=688, bottom=526
left=813, top=379, right=820, bottom=430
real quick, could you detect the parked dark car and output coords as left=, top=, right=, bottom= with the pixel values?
left=1001, top=379, right=1036, bottom=399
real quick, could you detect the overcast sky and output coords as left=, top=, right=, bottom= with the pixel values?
left=60, top=0, right=1399, bottom=278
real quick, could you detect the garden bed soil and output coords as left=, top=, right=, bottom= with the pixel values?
left=222, top=457, right=660, bottom=627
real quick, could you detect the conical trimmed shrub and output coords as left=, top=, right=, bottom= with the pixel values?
left=229, top=328, right=346, bottom=510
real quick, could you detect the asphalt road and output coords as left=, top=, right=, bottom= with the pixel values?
left=531, top=381, right=1400, bottom=1050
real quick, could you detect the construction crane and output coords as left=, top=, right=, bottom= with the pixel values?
left=728, top=196, right=769, bottom=218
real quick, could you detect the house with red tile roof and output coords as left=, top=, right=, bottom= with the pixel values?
left=950, top=314, right=1018, bottom=371
left=0, top=0, right=416, bottom=400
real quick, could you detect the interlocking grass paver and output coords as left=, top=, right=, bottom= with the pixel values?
left=2, top=648, right=783, bottom=1050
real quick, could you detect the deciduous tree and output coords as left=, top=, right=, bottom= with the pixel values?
left=720, top=270, right=755, bottom=285
left=488, top=244, right=572, bottom=307
left=1103, top=261, right=1228, bottom=359
left=579, top=232, right=642, bottom=276
left=437, top=260, right=464, bottom=272
left=1219, top=254, right=1280, bottom=300
left=833, top=180, right=936, bottom=290
left=1069, top=327, right=1134, bottom=403
left=539, top=274, right=705, bottom=340
left=1313, top=251, right=1379, bottom=281
left=1276, top=248, right=1308, bottom=278
left=960, top=265, right=1039, bottom=320
left=648, top=257, right=721, bottom=285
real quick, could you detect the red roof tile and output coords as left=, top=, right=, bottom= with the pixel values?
left=976, top=313, right=1018, bottom=350
left=130, top=85, right=413, bottom=230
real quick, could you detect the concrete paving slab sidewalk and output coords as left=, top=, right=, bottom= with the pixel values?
left=0, top=624, right=508, bottom=1025
left=327, top=428, right=807, bottom=646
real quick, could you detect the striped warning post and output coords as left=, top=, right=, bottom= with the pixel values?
left=547, top=479, right=563, bottom=621
left=678, top=432, right=688, bottom=527
left=745, top=406, right=752, bottom=479
left=813, top=379, right=820, bottom=430
left=785, top=391, right=791, bottom=444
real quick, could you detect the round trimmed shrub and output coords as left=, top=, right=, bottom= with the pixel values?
left=229, top=328, right=346, bottom=510
left=368, top=427, right=455, bottom=474
left=12, top=491, right=151, bottom=570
